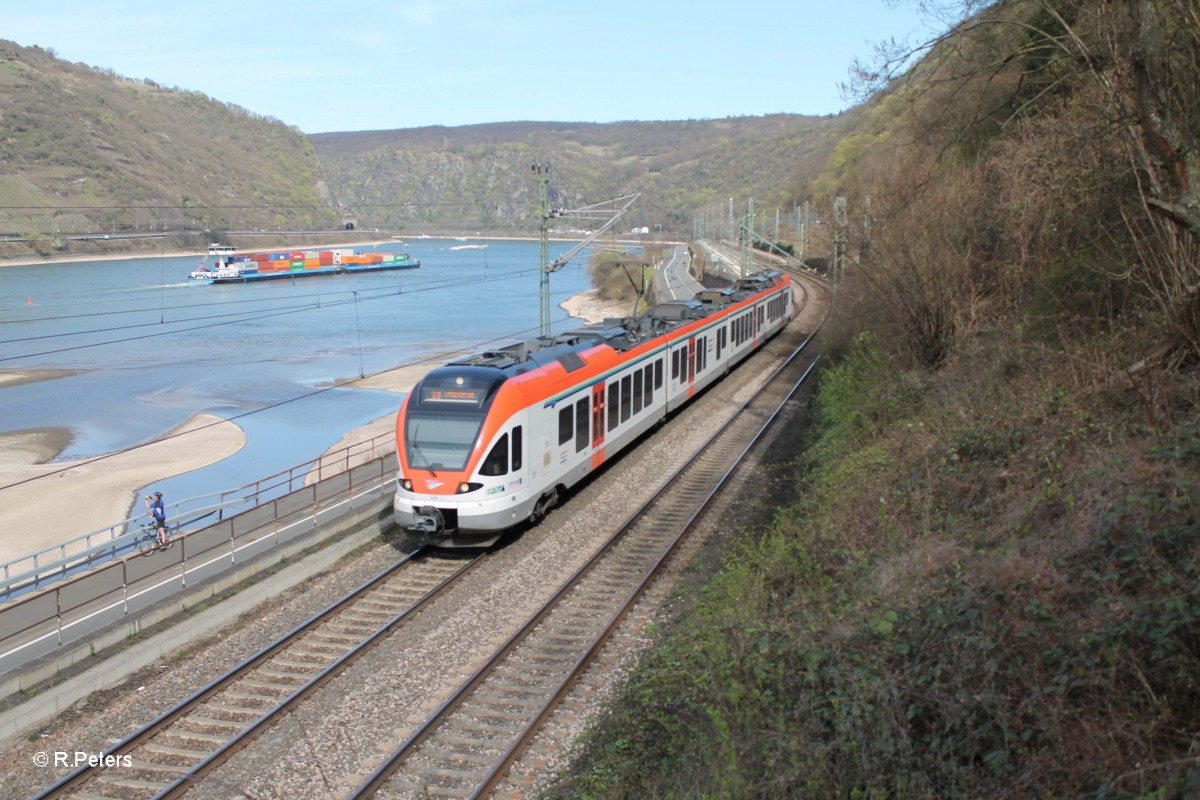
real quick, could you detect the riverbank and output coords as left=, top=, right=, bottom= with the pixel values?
left=0, top=414, right=246, bottom=563
left=0, top=235, right=681, bottom=269
left=0, top=369, right=79, bottom=389
left=0, top=238, right=399, bottom=269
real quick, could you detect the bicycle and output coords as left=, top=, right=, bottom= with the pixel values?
left=136, top=520, right=172, bottom=556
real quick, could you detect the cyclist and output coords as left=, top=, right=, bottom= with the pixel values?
left=144, top=491, right=168, bottom=547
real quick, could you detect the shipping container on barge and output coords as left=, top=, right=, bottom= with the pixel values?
left=188, top=244, right=419, bottom=284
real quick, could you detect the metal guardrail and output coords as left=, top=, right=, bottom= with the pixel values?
left=0, top=445, right=399, bottom=678
left=0, top=432, right=395, bottom=603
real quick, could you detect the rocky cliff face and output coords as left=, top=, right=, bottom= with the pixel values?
left=331, top=144, right=547, bottom=232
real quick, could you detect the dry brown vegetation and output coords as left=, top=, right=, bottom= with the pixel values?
left=546, top=1, right=1200, bottom=797
left=583, top=244, right=668, bottom=320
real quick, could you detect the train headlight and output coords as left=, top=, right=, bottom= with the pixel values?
left=399, top=478, right=413, bottom=491
left=456, top=482, right=482, bottom=494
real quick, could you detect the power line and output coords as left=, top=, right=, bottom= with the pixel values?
left=0, top=202, right=471, bottom=211
left=2, top=262, right=529, bottom=321
left=0, top=292, right=631, bottom=493
left=0, top=267, right=537, bottom=360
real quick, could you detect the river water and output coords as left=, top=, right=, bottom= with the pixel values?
left=0, top=238, right=601, bottom=504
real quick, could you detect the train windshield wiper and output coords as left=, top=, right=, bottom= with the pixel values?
left=410, top=425, right=437, bottom=476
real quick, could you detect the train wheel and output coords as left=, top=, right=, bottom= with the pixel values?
left=530, top=488, right=558, bottom=525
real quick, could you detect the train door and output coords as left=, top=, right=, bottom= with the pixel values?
left=687, top=337, right=697, bottom=399
left=591, top=381, right=606, bottom=469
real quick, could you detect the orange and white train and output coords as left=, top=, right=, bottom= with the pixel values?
left=393, top=269, right=794, bottom=547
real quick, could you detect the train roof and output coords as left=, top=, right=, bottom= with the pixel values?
left=437, top=268, right=787, bottom=379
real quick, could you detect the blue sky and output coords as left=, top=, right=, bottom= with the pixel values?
left=5, top=0, right=940, bottom=134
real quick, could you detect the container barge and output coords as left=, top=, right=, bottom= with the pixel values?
left=189, top=244, right=419, bottom=284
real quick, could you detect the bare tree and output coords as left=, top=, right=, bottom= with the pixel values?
left=851, top=0, right=1200, bottom=365
left=846, top=152, right=993, bottom=368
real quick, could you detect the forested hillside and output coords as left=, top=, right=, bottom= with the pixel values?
left=547, top=1, right=1200, bottom=797
left=1, top=37, right=842, bottom=259
left=309, top=115, right=841, bottom=235
left=0, top=40, right=335, bottom=255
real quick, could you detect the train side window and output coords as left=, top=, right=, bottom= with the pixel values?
left=654, top=358, right=663, bottom=389
left=575, top=397, right=588, bottom=452
left=511, top=425, right=523, bottom=472
left=621, top=375, right=632, bottom=422
left=643, top=365, right=653, bottom=405
left=558, top=406, right=572, bottom=446
left=633, top=370, right=643, bottom=414
left=480, top=433, right=509, bottom=476
left=608, top=382, right=620, bottom=431
left=671, top=349, right=680, bottom=381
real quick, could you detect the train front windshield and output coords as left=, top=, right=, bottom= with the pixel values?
left=405, top=411, right=485, bottom=472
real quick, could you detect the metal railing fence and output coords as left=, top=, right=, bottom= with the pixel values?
left=0, top=445, right=398, bottom=677
left=0, top=432, right=395, bottom=603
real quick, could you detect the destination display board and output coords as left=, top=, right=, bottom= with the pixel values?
left=421, top=386, right=484, bottom=404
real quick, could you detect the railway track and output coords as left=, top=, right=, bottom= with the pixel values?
left=27, top=269, right=828, bottom=800
left=33, top=552, right=482, bottom=800
left=345, top=322, right=821, bottom=799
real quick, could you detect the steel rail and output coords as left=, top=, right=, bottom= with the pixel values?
left=347, top=314, right=823, bottom=799
left=471, top=354, right=821, bottom=799
left=29, top=547, right=484, bottom=800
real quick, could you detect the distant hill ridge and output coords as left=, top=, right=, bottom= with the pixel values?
left=0, top=39, right=842, bottom=257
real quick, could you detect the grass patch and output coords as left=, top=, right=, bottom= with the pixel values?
left=543, top=336, right=1200, bottom=799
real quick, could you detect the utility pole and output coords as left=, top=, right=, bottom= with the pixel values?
left=860, top=194, right=871, bottom=264
left=833, top=196, right=848, bottom=282
left=532, top=161, right=639, bottom=338
left=739, top=198, right=755, bottom=279
left=533, top=161, right=552, bottom=336
left=800, top=201, right=810, bottom=266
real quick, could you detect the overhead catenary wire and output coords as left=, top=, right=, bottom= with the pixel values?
left=1, top=223, right=639, bottom=488
left=0, top=262, right=531, bottom=324
left=0, top=266, right=539, bottom=359
left=0, top=291, right=632, bottom=493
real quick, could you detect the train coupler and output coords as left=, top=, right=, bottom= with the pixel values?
left=411, top=506, right=445, bottom=534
